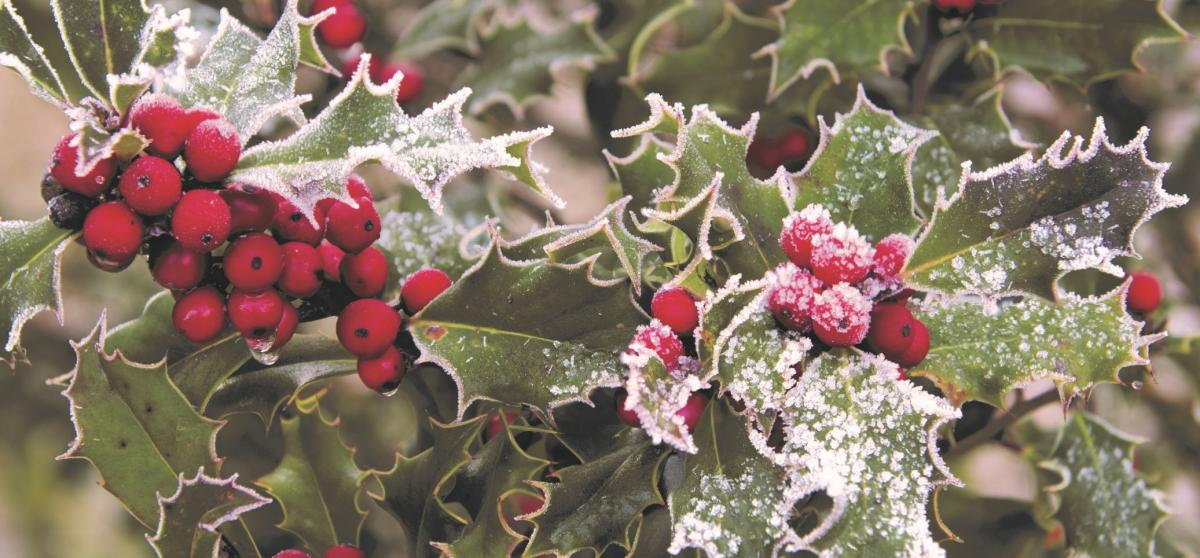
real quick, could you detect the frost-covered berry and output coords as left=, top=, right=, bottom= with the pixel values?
left=378, top=61, right=423, bottom=103
left=780, top=204, right=833, bottom=269
left=129, top=94, right=189, bottom=157
left=401, top=268, right=452, bottom=314
left=677, top=393, right=707, bottom=433
left=337, top=298, right=401, bottom=358
left=172, top=286, right=226, bottom=344
left=224, top=233, right=285, bottom=293
left=811, top=283, right=872, bottom=347
left=316, top=3, right=365, bottom=48
left=651, top=288, right=699, bottom=335
left=273, top=198, right=328, bottom=245
left=933, top=0, right=975, bottom=13
left=767, top=263, right=821, bottom=332
left=342, top=246, right=388, bottom=298
left=184, top=119, right=241, bottom=182
left=347, top=175, right=372, bottom=202
left=172, top=190, right=231, bottom=252
left=867, top=303, right=915, bottom=357
left=82, top=201, right=143, bottom=269
left=872, top=233, right=914, bottom=278
left=227, top=288, right=285, bottom=338
left=278, top=242, right=324, bottom=297
left=49, top=134, right=116, bottom=197
left=357, top=345, right=405, bottom=391
left=323, top=545, right=365, bottom=558
left=272, top=550, right=312, bottom=558
left=221, top=186, right=278, bottom=233
left=626, top=320, right=684, bottom=370
left=326, top=198, right=380, bottom=253
left=486, top=411, right=518, bottom=439
left=894, top=319, right=930, bottom=368
left=1126, top=272, right=1162, bottom=314
left=615, top=391, right=641, bottom=427
left=317, top=240, right=346, bottom=282
left=151, top=242, right=207, bottom=292
left=119, top=156, right=182, bottom=216
left=810, top=223, right=874, bottom=285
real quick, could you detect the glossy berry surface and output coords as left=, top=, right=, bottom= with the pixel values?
left=273, top=199, right=328, bottom=245
left=172, top=190, right=231, bottom=252
left=379, top=61, right=423, bottom=103
left=867, top=303, right=915, bottom=356
left=1126, top=272, right=1162, bottom=314
left=337, top=298, right=401, bottom=358
left=627, top=320, right=684, bottom=370
left=227, top=288, right=285, bottom=338
left=767, top=264, right=821, bottom=332
left=49, top=134, right=115, bottom=197
left=933, top=0, right=975, bottom=12
left=322, top=546, right=365, bottom=558
left=401, top=268, right=452, bottom=313
left=780, top=204, right=833, bottom=269
left=272, top=551, right=312, bottom=558
left=270, top=302, right=299, bottom=351
left=325, top=198, right=381, bottom=253
left=486, top=411, right=518, bottom=439
left=129, top=94, right=189, bottom=157
left=317, top=241, right=346, bottom=282
left=119, top=156, right=182, bottom=216
left=894, top=319, right=930, bottom=368
left=811, top=283, right=872, bottom=347
left=151, top=242, right=207, bottom=291
left=810, top=223, right=873, bottom=285
left=278, top=242, right=324, bottom=297
left=677, top=393, right=707, bottom=433
left=224, top=233, right=285, bottom=293
left=342, top=246, right=388, bottom=298
left=872, top=233, right=914, bottom=278
left=357, top=345, right=405, bottom=391
left=184, top=119, right=241, bottom=182
left=615, top=392, right=641, bottom=427
left=651, top=288, right=699, bottom=335
left=222, top=187, right=278, bottom=233
left=317, top=3, right=366, bottom=48
left=82, top=201, right=143, bottom=267
left=172, top=286, right=226, bottom=344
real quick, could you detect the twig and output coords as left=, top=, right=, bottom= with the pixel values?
left=947, top=390, right=1060, bottom=458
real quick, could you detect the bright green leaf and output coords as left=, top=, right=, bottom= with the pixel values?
left=147, top=468, right=270, bottom=558
left=544, top=196, right=661, bottom=294
left=0, top=0, right=68, bottom=102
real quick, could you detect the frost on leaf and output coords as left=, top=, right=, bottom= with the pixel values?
left=911, top=286, right=1153, bottom=407
left=147, top=468, right=270, bottom=558
left=605, top=135, right=675, bottom=214
left=544, top=196, right=661, bottom=294
left=0, top=1, right=68, bottom=103
left=1, top=217, right=70, bottom=367
left=376, top=209, right=479, bottom=281
left=905, top=119, right=1187, bottom=301
left=621, top=348, right=705, bottom=454
left=766, top=351, right=960, bottom=557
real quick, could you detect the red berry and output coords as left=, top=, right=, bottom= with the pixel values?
left=342, top=52, right=381, bottom=80
left=872, top=233, right=914, bottom=278
left=651, top=288, right=699, bottom=335
left=485, top=410, right=518, bottom=439
left=317, top=240, right=346, bottom=282
left=626, top=320, right=684, bottom=370
left=273, top=198, right=328, bottom=245
left=172, top=286, right=226, bottom=344
left=778, top=129, right=811, bottom=163
left=183, top=106, right=220, bottom=132
left=379, top=61, right=423, bottom=103
left=811, top=283, right=872, bottom=347
left=129, top=94, right=190, bottom=157
left=82, top=201, right=143, bottom=268
left=615, top=392, right=641, bottom=427
left=184, top=119, right=241, bottom=182
left=317, top=3, right=366, bottom=48
left=272, top=551, right=312, bottom=558
left=767, top=264, right=821, bottom=332
left=227, top=288, right=285, bottom=338
left=867, top=303, right=916, bottom=357
left=677, top=393, right=707, bottom=433
left=172, top=190, right=231, bottom=252
left=401, top=268, right=452, bottom=313
left=511, top=492, right=543, bottom=516
left=810, top=223, right=874, bottom=285
left=119, top=156, right=181, bottom=216
left=780, top=204, right=833, bottom=269
left=221, top=186, right=278, bottom=233
left=933, top=0, right=975, bottom=13
left=357, top=345, right=405, bottom=391
left=336, top=298, right=401, bottom=357
left=151, top=242, right=207, bottom=291
left=894, top=319, right=930, bottom=368
left=224, top=233, right=285, bottom=292
left=322, top=545, right=365, bottom=558
left=310, top=0, right=352, bottom=14
left=342, top=246, right=388, bottom=298
left=748, top=134, right=782, bottom=173
left=326, top=198, right=381, bottom=253
left=49, top=134, right=116, bottom=197
left=347, top=175, right=373, bottom=202
left=1127, top=272, right=1162, bottom=314
left=278, top=241, right=325, bottom=297
left=271, top=302, right=299, bottom=350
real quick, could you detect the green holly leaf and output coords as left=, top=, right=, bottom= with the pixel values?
left=544, top=196, right=661, bottom=294
left=968, top=0, right=1185, bottom=88
left=0, top=1, right=68, bottom=103
left=461, top=7, right=615, bottom=117
left=625, top=506, right=673, bottom=558
left=524, top=430, right=668, bottom=556
left=551, top=389, right=628, bottom=462
left=256, top=396, right=368, bottom=554
left=50, top=0, right=176, bottom=100
left=605, top=135, right=675, bottom=214
left=376, top=209, right=482, bottom=282
left=904, top=120, right=1187, bottom=300
left=793, top=87, right=933, bottom=240
left=392, top=0, right=495, bottom=58
left=621, top=350, right=706, bottom=453
left=911, top=287, right=1154, bottom=408
left=758, top=0, right=917, bottom=99
left=147, top=468, right=270, bottom=558
left=1, top=217, right=70, bottom=367
left=409, top=228, right=645, bottom=419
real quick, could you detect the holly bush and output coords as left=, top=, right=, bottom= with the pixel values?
left=0, top=0, right=1197, bottom=557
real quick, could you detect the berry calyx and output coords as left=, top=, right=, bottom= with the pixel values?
left=337, top=298, right=401, bottom=358
left=128, top=94, right=190, bottom=157
left=1126, top=272, right=1162, bottom=314
left=317, top=240, right=346, bottom=282
left=221, top=186, right=278, bottom=233
left=401, top=268, right=452, bottom=314
left=119, top=156, right=182, bottom=216
left=325, top=198, right=381, bottom=253
left=151, top=242, right=207, bottom=292
left=272, top=551, right=312, bottom=558
left=184, top=119, right=241, bottom=182
left=357, top=345, right=405, bottom=391
left=316, top=3, right=366, bottom=48
left=172, top=286, right=226, bottom=344
left=379, top=61, right=423, bottom=103
left=172, top=190, right=231, bottom=252
left=626, top=320, right=684, bottom=370
left=227, top=288, right=285, bottom=338
left=49, top=134, right=116, bottom=197
left=278, top=242, right=325, bottom=297
left=767, top=264, right=821, bottom=332
left=651, top=288, right=699, bottom=335
left=322, top=545, right=365, bottom=558
left=867, top=303, right=916, bottom=356
left=273, top=199, right=328, bottom=245
left=809, top=223, right=873, bottom=285
left=224, top=233, right=285, bottom=292
left=780, top=204, right=833, bottom=269
left=677, top=393, right=707, bottom=433
left=872, top=233, right=915, bottom=278
left=615, top=392, right=641, bottom=428
left=811, top=283, right=872, bottom=347
left=82, top=201, right=144, bottom=268
left=486, top=411, right=518, bottom=439
left=342, top=246, right=388, bottom=298
left=894, top=319, right=930, bottom=368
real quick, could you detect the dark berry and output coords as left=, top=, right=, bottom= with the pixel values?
left=872, top=233, right=914, bottom=278
left=47, top=192, right=98, bottom=230
left=651, top=288, right=698, bottom=335
left=357, top=346, right=405, bottom=391
left=316, top=3, right=365, bottom=48
left=810, top=223, right=873, bottom=285
left=49, top=134, right=116, bottom=196
left=221, top=186, right=278, bottom=233
left=780, top=204, right=833, bottom=269
left=626, top=320, right=684, bottom=370
left=151, top=242, right=207, bottom=291
left=1127, top=272, right=1162, bottom=314
left=172, top=190, right=231, bottom=252
left=336, top=298, right=401, bottom=358
left=82, top=201, right=144, bottom=268
left=119, top=156, right=182, bottom=216
left=894, top=319, right=930, bottom=368
left=400, top=268, right=451, bottom=313
left=615, top=391, right=641, bottom=428
left=342, top=246, right=388, bottom=298
left=322, top=545, right=365, bottom=558
left=129, top=94, right=190, bottom=157
left=172, top=286, right=226, bottom=344
left=485, top=411, right=518, bottom=439
left=41, top=173, right=65, bottom=202
left=867, top=303, right=915, bottom=357
left=325, top=198, right=380, bottom=253
left=379, top=61, right=423, bottom=103
left=227, top=288, right=285, bottom=338
left=272, top=198, right=328, bottom=245
left=184, top=119, right=241, bottom=182
left=278, top=241, right=324, bottom=297
left=317, top=240, right=346, bottom=282
left=677, top=393, right=707, bottom=433
left=224, top=233, right=285, bottom=292
left=811, top=283, right=872, bottom=347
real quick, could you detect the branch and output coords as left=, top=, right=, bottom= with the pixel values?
left=947, top=390, right=1060, bottom=458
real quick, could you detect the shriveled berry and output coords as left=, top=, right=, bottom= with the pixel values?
left=151, top=242, right=207, bottom=291
left=401, top=268, right=452, bottom=313
left=626, top=320, right=684, bottom=370
left=222, top=186, right=278, bottom=233
left=172, top=190, right=231, bottom=252
left=894, top=319, right=930, bottom=368
left=119, top=156, right=182, bottom=216
left=317, top=240, right=346, bottom=282
left=49, top=134, right=116, bottom=196
left=228, top=288, right=285, bottom=338
left=224, top=233, right=285, bottom=292
left=41, top=173, right=65, bottom=202
left=811, top=283, right=872, bottom=347
left=322, top=545, right=365, bottom=558
left=780, top=204, right=833, bottom=269
left=184, top=119, right=241, bottom=182
left=129, top=94, right=189, bottom=157
left=651, top=288, right=699, bottom=335
left=273, top=198, right=328, bottom=245
left=677, top=393, right=707, bottom=433
left=342, top=246, right=388, bottom=298
left=272, top=550, right=312, bottom=558
left=357, top=345, right=405, bottom=391
left=336, top=298, right=401, bottom=358
left=278, top=242, right=324, bottom=297
left=47, top=192, right=98, bottom=230
left=1127, top=272, right=1162, bottom=314
left=378, top=61, right=423, bottom=103
left=867, top=303, right=915, bottom=357
left=316, top=3, right=366, bottom=48
left=485, top=411, right=518, bottom=439
left=82, top=201, right=143, bottom=268
left=767, top=264, right=821, bottom=331
left=615, top=392, right=641, bottom=428
left=810, top=223, right=874, bottom=285
left=172, top=286, right=226, bottom=344
left=872, top=233, right=914, bottom=278
left=326, top=198, right=380, bottom=253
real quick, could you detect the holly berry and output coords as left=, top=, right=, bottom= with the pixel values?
left=172, top=190, right=231, bottom=252
left=82, top=201, right=144, bottom=269
left=47, top=192, right=97, bottom=230
left=747, top=134, right=782, bottom=174
left=325, top=198, right=380, bottom=253
left=184, top=119, right=241, bottom=182
left=778, top=129, right=811, bottom=166
left=271, top=302, right=299, bottom=351
left=336, top=298, right=401, bottom=358
left=933, top=0, right=975, bottom=13
left=780, top=204, right=833, bottom=269
left=677, top=393, right=707, bottom=433
left=809, top=223, right=874, bottom=285
left=316, top=3, right=365, bottom=48
left=893, top=319, right=930, bottom=368
left=183, top=106, right=220, bottom=132
left=322, top=545, right=365, bottom=558
left=342, top=51, right=381, bottom=79
left=342, top=246, right=388, bottom=298
left=1126, top=272, right=1162, bottom=314
left=486, top=410, right=518, bottom=439
left=221, top=186, right=278, bottom=233
left=627, top=320, right=684, bottom=370
left=811, top=283, right=872, bottom=347
left=651, top=288, right=699, bottom=335
left=767, top=264, right=821, bottom=332
left=615, top=392, right=641, bottom=428
left=119, top=156, right=182, bottom=216
left=867, top=303, right=916, bottom=356
left=317, top=240, right=346, bottom=282
left=278, top=242, right=324, bottom=297
left=347, top=175, right=372, bottom=202
left=357, top=345, right=405, bottom=391
left=872, top=233, right=915, bottom=278
left=311, top=0, right=352, bottom=14
left=49, top=134, right=116, bottom=197
left=273, top=199, right=328, bottom=245
left=224, top=233, right=285, bottom=292
left=401, top=268, right=452, bottom=314
left=227, top=288, right=285, bottom=338
left=151, top=242, right=207, bottom=291
left=129, top=94, right=189, bottom=157
left=379, top=61, right=423, bottom=103
left=272, top=551, right=312, bottom=558
left=172, top=286, right=226, bottom=344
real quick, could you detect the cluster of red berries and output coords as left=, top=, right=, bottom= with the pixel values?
left=273, top=544, right=362, bottom=558
left=309, top=0, right=423, bottom=104
left=616, top=288, right=707, bottom=432
left=747, top=128, right=812, bottom=179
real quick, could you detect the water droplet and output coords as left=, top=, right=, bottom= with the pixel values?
left=1130, top=380, right=1143, bottom=390
left=246, top=335, right=280, bottom=365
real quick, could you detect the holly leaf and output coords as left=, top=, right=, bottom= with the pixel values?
left=256, top=396, right=368, bottom=554
left=376, top=209, right=481, bottom=282
left=968, top=0, right=1185, bottom=88
left=911, top=287, right=1155, bottom=407
left=1, top=217, right=70, bottom=367
left=904, top=120, right=1187, bottom=300
left=551, top=389, right=628, bottom=462
left=409, top=227, right=645, bottom=420
left=793, top=86, right=933, bottom=240
left=147, top=468, right=270, bottom=558
left=758, top=0, right=917, bottom=99
left=544, top=196, right=661, bottom=294
left=605, top=135, right=675, bottom=214
left=524, top=430, right=668, bottom=556
left=392, top=0, right=494, bottom=58
left=0, top=0, right=68, bottom=103
left=621, top=351, right=706, bottom=454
